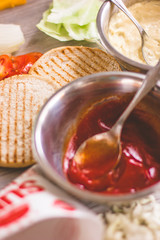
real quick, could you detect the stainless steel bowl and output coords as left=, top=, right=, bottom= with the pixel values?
left=97, top=0, right=153, bottom=73
left=32, top=72, right=160, bottom=203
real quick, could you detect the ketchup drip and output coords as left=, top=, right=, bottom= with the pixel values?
left=63, top=94, right=160, bottom=194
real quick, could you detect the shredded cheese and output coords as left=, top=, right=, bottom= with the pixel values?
left=0, top=0, right=26, bottom=11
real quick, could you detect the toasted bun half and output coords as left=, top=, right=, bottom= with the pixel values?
left=29, top=46, right=121, bottom=88
left=0, top=75, right=57, bottom=167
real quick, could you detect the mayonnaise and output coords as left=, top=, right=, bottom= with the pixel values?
left=108, top=1, right=160, bottom=65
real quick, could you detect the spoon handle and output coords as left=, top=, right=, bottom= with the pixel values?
left=110, top=0, right=145, bottom=35
left=114, top=60, right=160, bottom=132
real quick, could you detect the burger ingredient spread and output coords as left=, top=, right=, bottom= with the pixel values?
left=108, top=1, right=160, bottom=65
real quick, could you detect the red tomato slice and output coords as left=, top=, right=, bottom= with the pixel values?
left=11, top=52, right=42, bottom=74
left=0, top=55, right=13, bottom=80
left=0, top=52, right=42, bottom=80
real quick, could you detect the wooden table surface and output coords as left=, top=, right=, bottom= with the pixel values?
left=0, top=0, right=96, bottom=190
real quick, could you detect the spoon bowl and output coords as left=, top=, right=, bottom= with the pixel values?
left=143, top=35, right=160, bottom=66
left=74, top=60, right=160, bottom=173
left=74, top=129, right=120, bottom=177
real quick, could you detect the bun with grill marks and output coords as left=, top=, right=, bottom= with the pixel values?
left=0, top=74, right=57, bottom=167
left=1, top=46, right=121, bottom=168
left=29, top=46, right=121, bottom=88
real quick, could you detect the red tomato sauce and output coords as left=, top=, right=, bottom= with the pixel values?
left=63, top=94, right=160, bottom=194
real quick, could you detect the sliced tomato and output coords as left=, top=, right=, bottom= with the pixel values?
left=0, top=52, right=42, bottom=80
left=11, top=52, right=42, bottom=75
left=0, top=55, right=13, bottom=80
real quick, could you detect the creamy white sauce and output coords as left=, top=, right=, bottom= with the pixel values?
left=108, top=1, right=160, bottom=65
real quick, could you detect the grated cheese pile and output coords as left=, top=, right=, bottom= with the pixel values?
left=101, top=195, right=160, bottom=240
left=0, top=0, right=26, bottom=11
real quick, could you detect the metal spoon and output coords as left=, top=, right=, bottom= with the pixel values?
left=109, top=0, right=159, bottom=66
left=74, top=60, right=160, bottom=175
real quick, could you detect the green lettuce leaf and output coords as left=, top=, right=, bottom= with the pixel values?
left=64, top=22, right=98, bottom=41
left=37, top=0, right=102, bottom=42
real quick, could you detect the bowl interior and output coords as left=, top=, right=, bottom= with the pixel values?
left=33, top=72, right=160, bottom=203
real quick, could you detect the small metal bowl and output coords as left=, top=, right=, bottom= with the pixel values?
left=97, top=0, right=153, bottom=73
left=32, top=72, right=160, bottom=203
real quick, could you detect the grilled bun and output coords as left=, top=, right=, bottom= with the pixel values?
left=29, top=46, right=121, bottom=88
left=1, top=46, right=121, bottom=168
left=0, top=74, right=57, bottom=167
